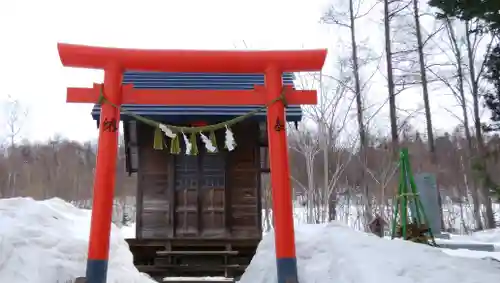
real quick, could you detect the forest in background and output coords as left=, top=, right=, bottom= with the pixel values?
left=1, top=0, right=500, bottom=233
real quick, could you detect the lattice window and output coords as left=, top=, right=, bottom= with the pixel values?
left=174, top=153, right=226, bottom=190
left=174, top=155, right=198, bottom=190
left=201, top=154, right=225, bottom=189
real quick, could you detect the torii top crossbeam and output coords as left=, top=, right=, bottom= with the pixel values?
left=58, top=43, right=326, bottom=73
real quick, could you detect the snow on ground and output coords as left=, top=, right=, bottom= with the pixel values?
left=0, top=197, right=155, bottom=283
left=239, top=222, right=500, bottom=283
left=442, top=249, right=500, bottom=262
left=438, top=228, right=500, bottom=262
left=118, top=208, right=500, bottom=282
left=163, top=277, right=234, bottom=281
left=121, top=222, right=136, bottom=239
left=462, top=228, right=500, bottom=244
left=4, top=196, right=498, bottom=283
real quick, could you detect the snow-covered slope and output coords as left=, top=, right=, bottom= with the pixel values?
left=121, top=222, right=136, bottom=239
left=0, top=197, right=155, bottom=283
left=239, top=222, right=500, bottom=283
left=468, top=228, right=500, bottom=244
left=3, top=197, right=499, bottom=283
left=438, top=228, right=500, bottom=262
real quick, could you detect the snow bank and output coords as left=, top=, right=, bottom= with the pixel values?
left=239, top=222, right=500, bottom=283
left=442, top=248, right=500, bottom=261
left=470, top=228, right=500, bottom=244
left=441, top=228, right=500, bottom=262
left=121, top=223, right=136, bottom=239
left=0, top=197, right=155, bottom=283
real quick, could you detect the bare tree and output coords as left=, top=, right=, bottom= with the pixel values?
left=289, top=125, right=321, bottom=223
left=411, top=0, right=436, bottom=162
left=322, top=0, right=383, bottom=222
left=464, top=20, right=497, bottom=229
left=429, top=18, right=484, bottom=229
left=383, top=0, right=402, bottom=151
left=3, top=97, right=28, bottom=150
left=1, top=97, right=28, bottom=197
left=321, top=0, right=373, bottom=150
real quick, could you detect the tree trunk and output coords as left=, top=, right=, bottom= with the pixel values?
left=446, top=19, right=483, bottom=230
left=413, top=0, right=444, bottom=230
left=349, top=0, right=365, bottom=148
left=322, top=122, right=336, bottom=221
left=465, top=21, right=495, bottom=229
left=412, top=0, right=434, bottom=160
left=348, top=0, right=372, bottom=225
left=383, top=0, right=398, bottom=152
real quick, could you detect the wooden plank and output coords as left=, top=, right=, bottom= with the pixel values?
left=197, top=145, right=202, bottom=236
left=137, top=123, right=171, bottom=239
left=126, top=238, right=260, bottom=247
left=138, top=264, right=245, bottom=270
left=136, top=164, right=144, bottom=239
left=224, top=148, right=231, bottom=235
left=164, top=281, right=234, bottom=283
left=226, top=124, right=261, bottom=238
left=168, top=156, right=176, bottom=238
left=254, top=128, right=263, bottom=232
left=164, top=280, right=234, bottom=283
left=156, top=250, right=239, bottom=255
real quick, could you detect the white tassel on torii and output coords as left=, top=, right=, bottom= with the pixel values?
left=182, top=132, right=192, bottom=155
left=224, top=125, right=236, bottom=151
left=200, top=132, right=217, bottom=153
left=158, top=124, right=176, bottom=138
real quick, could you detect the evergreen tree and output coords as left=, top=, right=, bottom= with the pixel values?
left=484, top=46, right=500, bottom=131
left=428, top=0, right=500, bottom=130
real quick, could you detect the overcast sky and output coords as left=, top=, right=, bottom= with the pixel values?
left=0, top=0, right=472, bottom=144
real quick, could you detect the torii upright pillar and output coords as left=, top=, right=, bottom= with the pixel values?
left=57, top=43, right=326, bottom=283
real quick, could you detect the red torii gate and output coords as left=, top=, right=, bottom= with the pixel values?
left=57, top=43, right=326, bottom=283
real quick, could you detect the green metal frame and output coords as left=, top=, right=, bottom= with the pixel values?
left=390, top=148, right=436, bottom=244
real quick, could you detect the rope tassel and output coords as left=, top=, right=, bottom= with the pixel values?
left=153, top=127, right=164, bottom=150
left=209, top=130, right=217, bottom=151
left=170, top=134, right=181, bottom=154
left=189, top=132, right=199, bottom=155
